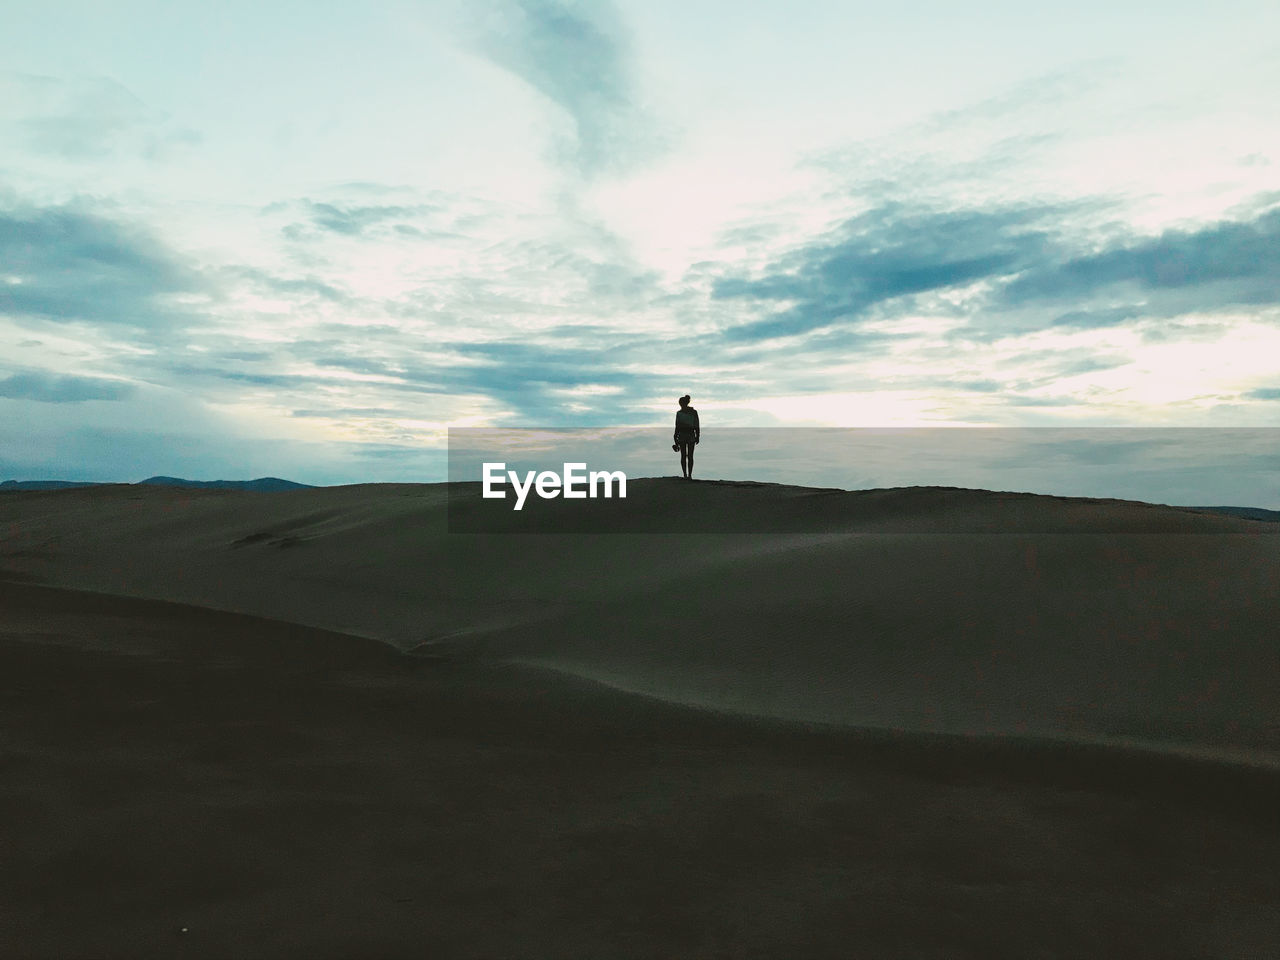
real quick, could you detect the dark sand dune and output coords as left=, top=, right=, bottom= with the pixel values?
left=2, top=481, right=1279, bottom=956
left=4, top=480, right=1277, bottom=758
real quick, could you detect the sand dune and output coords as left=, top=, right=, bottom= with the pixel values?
left=3, top=479, right=1277, bottom=760
left=3, top=480, right=1279, bottom=956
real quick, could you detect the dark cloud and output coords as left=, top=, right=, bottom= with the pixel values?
left=712, top=203, right=1057, bottom=341
left=1003, top=207, right=1280, bottom=307
left=185, top=337, right=655, bottom=425
left=1046, top=306, right=1143, bottom=329
left=713, top=197, right=1280, bottom=348
left=268, top=199, right=440, bottom=239
left=932, top=205, right=1280, bottom=342
left=439, top=339, right=647, bottom=421
left=182, top=330, right=647, bottom=427
left=0, top=205, right=204, bottom=330
left=468, top=0, right=657, bottom=176
left=0, top=370, right=134, bottom=402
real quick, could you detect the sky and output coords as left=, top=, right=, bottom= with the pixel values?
left=2, top=1, right=1279, bottom=496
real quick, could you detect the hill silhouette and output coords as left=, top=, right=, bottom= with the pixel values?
left=2, top=476, right=313, bottom=492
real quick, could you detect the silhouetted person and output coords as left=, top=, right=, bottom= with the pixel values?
left=672, top=394, right=700, bottom=479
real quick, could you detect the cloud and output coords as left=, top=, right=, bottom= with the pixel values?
left=1247, top=388, right=1280, bottom=400
left=709, top=195, right=1280, bottom=348
left=1, top=73, right=199, bottom=161
left=916, top=59, right=1123, bottom=137
left=712, top=203, right=1058, bottom=341
left=1001, top=394, right=1083, bottom=408
left=33, top=182, right=679, bottom=429
left=805, top=61, right=1122, bottom=209
left=289, top=407, right=399, bottom=418
left=0, top=204, right=206, bottom=331
left=263, top=198, right=443, bottom=240
left=303, top=202, right=426, bottom=236
left=221, top=265, right=349, bottom=303
left=466, top=0, right=658, bottom=176
left=1003, top=206, right=1280, bottom=308
left=1044, top=306, right=1143, bottom=330
left=0, top=370, right=134, bottom=402
left=1014, top=354, right=1132, bottom=381
left=405, top=338, right=648, bottom=423
left=241, top=333, right=661, bottom=426
left=157, top=341, right=653, bottom=427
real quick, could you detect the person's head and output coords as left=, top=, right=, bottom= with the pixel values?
left=678, top=394, right=691, bottom=408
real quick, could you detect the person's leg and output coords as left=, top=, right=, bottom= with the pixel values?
left=686, top=444, right=694, bottom=479
left=679, top=445, right=689, bottom=478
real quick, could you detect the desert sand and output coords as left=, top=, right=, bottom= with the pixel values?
left=1, top=480, right=1278, bottom=957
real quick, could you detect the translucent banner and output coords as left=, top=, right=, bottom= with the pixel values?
left=446, top=427, right=1280, bottom=533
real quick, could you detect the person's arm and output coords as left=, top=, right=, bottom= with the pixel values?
left=693, top=409, right=700, bottom=442
left=674, top=414, right=680, bottom=442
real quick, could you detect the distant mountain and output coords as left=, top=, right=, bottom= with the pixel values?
left=0, top=480, right=106, bottom=490
left=3, top=477, right=313, bottom=492
left=1184, top=505, right=1280, bottom=523
left=136, top=476, right=314, bottom=491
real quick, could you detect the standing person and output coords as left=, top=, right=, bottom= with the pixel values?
left=672, top=394, right=700, bottom=479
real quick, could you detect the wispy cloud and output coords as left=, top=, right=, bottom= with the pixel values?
left=0, top=72, right=199, bottom=161
left=805, top=61, right=1124, bottom=208
left=0, top=370, right=134, bottom=402
left=263, top=198, right=445, bottom=240
left=465, top=0, right=660, bottom=176
left=220, top=265, right=350, bottom=304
